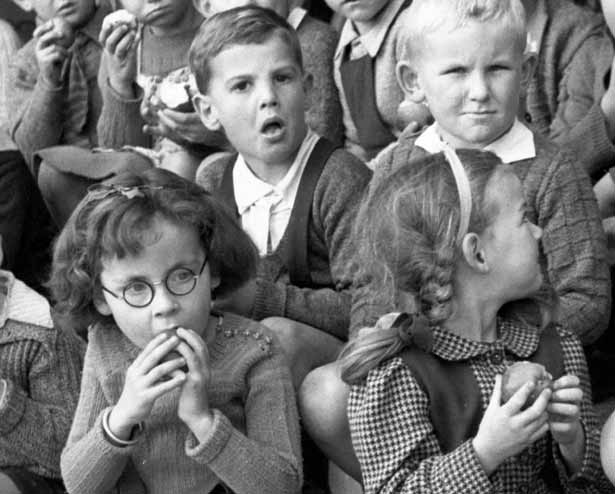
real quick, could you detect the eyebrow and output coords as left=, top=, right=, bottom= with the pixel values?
left=108, top=258, right=203, bottom=285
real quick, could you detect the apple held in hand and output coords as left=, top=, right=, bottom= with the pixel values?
left=159, top=329, right=189, bottom=374
left=501, top=361, right=553, bottom=408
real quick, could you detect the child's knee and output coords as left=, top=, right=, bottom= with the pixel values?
left=299, top=362, right=349, bottom=433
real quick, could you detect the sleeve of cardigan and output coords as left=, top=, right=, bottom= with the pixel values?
left=96, top=51, right=150, bottom=149
left=301, top=19, right=344, bottom=147
left=185, top=340, right=302, bottom=494
left=349, top=359, right=493, bottom=494
left=535, top=150, right=611, bottom=344
left=251, top=151, right=372, bottom=340
left=7, top=42, right=66, bottom=173
left=549, top=33, right=615, bottom=181
left=0, top=333, right=83, bottom=478
left=61, top=346, right=136, bottom=494
left=553, top=329, right=613, bottom=492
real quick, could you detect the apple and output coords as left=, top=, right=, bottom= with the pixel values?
left=101, top=9, right=138, bottom=35
left=601, top=411, right=615, bottom=485
left=501, top=361, right=552, bottom=408
left=159, top=329, right=188, bottom=374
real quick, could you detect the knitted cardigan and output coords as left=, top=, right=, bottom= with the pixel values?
left=298, top=14, right=344, bottom=146
left=60, top=313, right=301, bottom=494
left=8, top=6, right=108, bottom=171
left=0, top=292, right=85, bottom=478
left=198, top=146, right=372, bottom=340
left=350, top=129, right=610, bottom=344
left=528, top=0, right=614, bottom=180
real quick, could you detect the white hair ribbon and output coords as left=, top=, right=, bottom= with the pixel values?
left=440, top=144, right=472, bottom=244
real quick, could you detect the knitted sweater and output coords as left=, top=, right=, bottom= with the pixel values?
left=198, top=146, right=372, bottom=340
left=0, top=279, right=85, bottom=479
left=61, top=313, right=301, bottom=494
left=350, top=130, right=610, bottom=344
left=8, top=6, right=108, bottom=171
left=528, top=0, right=614, bottom=180
left=297, top=14, right=344, bottom=146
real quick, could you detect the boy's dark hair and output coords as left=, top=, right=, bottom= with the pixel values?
left=189, top=6, right=303, bottom=93
left=49, top=167, right=259, bottom=332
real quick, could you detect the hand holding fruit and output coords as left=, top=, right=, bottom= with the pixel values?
left=34, top=17, right=75, bottom=87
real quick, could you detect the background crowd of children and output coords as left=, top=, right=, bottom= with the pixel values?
left=2, top=0, right=615, bottom=493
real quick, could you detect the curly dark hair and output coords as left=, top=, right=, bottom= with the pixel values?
left=49, top=168, right=258, bottom=333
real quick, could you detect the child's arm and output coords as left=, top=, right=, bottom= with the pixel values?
left=549, top=329, right=612, bottom=491
left=349, top=359, right=548, bottom=493
left=181, top=328, right=302, bottom=494
left=533, top=146, right=610, bottom=345
left=96, top=26, right=149, bottom=150
left=8, top=27, right=69, bottom=170
left=0, top=325, right=85, bottom=478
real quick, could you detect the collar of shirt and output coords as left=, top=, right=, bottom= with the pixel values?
left=415, top=119, right=536, bottom=163
left=525, top=0, right=547, bottom=56
left=335, top=0, right=407, bottom=60
left=5, top=276, right=53, bottom=329
left=429, top=318, right=541, bottom=362
left=288, top=7, right=308, bottom=30
left=233, top=129, right=320, bottom=216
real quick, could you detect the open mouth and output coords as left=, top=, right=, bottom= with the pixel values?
left=260, top=117, right=285, bottom=138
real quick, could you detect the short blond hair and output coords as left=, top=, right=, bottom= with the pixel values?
left=397, top=0, right=527, bottom=62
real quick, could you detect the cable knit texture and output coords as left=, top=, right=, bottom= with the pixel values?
left=60, top=313, right=301, bottom=494
left=350, top=130, right=610, bottom=345
left=0, top=316, right=85, bottom=478
left=528, top=0, right=615, bottom=180
left=198, top=146, right=372, bottom=340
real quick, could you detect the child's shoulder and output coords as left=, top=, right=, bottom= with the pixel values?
left=212, top=312, right=282, bottom=361
left=323, top=146, right=372, bottom=181
left=544, top=0, right=604, bottom=36
left=296, top=14, right=338, bottom=45
left=195, top=151, right=236, bottom=191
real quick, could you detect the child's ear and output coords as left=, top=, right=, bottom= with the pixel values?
left=520, top=52, right=537, bottom=93
left=93, top=292, right=113, bottom=317
left=193, top=93, right=222, bottom=132
left=302, top=71, right=314, bottom=111
left=396, top=60, right=425, bottom=104
left=461, top=233, right=490, bottom=273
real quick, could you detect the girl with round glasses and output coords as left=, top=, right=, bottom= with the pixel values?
left=49, top=168, right=302, bottom=494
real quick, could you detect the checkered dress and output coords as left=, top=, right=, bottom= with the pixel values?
left=348, top=316, right=613, bottom=493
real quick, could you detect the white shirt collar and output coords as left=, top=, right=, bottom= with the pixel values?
left=287, top=7, right=307, bottom=30
left=335, top=0, right=407, bottom=59
left=233, top=130, right=319, bottom=214
left=415, top=119, right=536, bottom=163
left=2, top=274, right=53, bottom=329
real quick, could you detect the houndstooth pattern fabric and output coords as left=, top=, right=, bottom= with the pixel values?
left=348, top=316, right=614, bottom=493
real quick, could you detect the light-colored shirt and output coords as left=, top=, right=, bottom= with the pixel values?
left=415, top=119, right=536, bottom=163
left=233, top=130, right=320, bottom=256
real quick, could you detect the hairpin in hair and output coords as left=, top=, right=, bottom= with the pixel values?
left=86, top=184, right=163, bottom=201
left=393, top=312, right=433, bottom=352
left=440, top=144, right=472, bottom=244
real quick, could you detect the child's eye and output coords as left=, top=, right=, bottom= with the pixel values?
left=274, top=73, right=293, bottom=83
left=125, top=280, right=150, bottom=295
left=231, top=80, right=250, bottom=92
left=442, top=66, right=466, bottom=76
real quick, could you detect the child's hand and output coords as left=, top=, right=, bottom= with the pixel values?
left=34, top=21, right=69, bottom=87
left=174, top=327, right=214, bottom=433
left=99, top=23, right=138, bottom=97
left=144, top=108, right=211, bottom=145
left=472, top=375, right=550, bottom=475
left=548, top=374, right=585, bottom=474
left=109, top=333, right=186, bottom=439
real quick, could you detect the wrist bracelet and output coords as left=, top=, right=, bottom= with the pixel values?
left=102, top=408, right=144, bottom=447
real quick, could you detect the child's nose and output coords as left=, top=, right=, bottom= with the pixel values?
left=258, top=81, right=278, bottom=108
left=150, top=285, right=179, bottom=316
left=467, top=72, right=489, bottom=101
